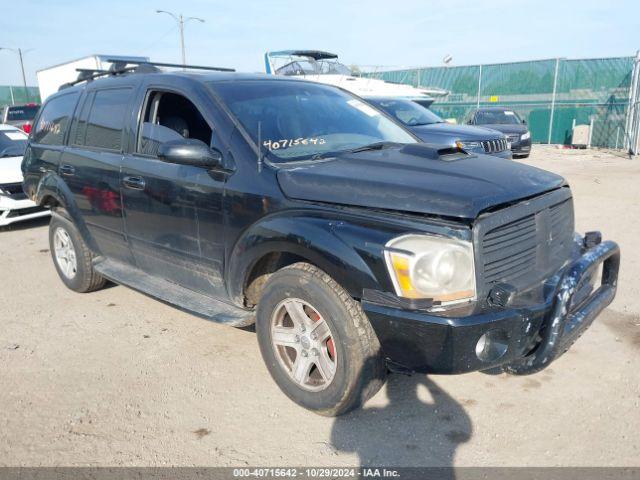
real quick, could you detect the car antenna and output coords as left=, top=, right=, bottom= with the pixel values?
left=257, top=121, right=263, bottom=173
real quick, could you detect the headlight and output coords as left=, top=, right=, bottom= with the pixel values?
left=384, top=234, right=476, bottom=304
left=521, top=131, right=530, bottom=140
left=455, top=140, right=481, bottom=151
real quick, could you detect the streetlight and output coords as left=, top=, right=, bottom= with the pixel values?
left=155, top=10, right=204, bottom=68
left=0, top=47, right=32, bottom=96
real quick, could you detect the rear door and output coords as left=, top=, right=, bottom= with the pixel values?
left=121, top=81, right=227, bottom=297
left=60, top=85, right=136, bottom=264
left=22, top=91, right=80, bottom=199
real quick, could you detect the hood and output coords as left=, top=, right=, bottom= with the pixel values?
left=411, top=123, right=505, bottom=142
left=0, top=156, right=24, bottom=184
left=276, top=144, right=565, bottom=219
left=476, top=123, right=528, bottom=135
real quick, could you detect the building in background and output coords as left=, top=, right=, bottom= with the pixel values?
left=36, top=54, right=149, bottom=101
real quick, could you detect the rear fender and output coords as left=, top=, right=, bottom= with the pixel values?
left=35, top=173, right=99, bottom=253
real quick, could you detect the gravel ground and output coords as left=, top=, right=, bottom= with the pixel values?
left=1, top=146, right=639, bottom=467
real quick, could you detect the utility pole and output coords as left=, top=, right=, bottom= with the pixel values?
left=156, top=10, right=204, bottom=68
left=0, top=47, right=31, bottom=97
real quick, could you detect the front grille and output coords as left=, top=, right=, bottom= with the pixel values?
left=481, top=138, right=508, bottom=153
left=0, top=183, right=26, bottom=199
left=477, top=191, right=575, bottom=291
left=483, top=214, right=538, bottom=284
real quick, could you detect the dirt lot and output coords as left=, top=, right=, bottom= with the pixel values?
left=1, top=146, right=639, bottom=467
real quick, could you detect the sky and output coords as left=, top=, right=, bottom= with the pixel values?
left=1, top=0, right=639, bottom=86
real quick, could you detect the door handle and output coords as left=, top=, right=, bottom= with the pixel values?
left=60, top=164, right=75, bottom=176
left=122, top=176, right=146, bottom=190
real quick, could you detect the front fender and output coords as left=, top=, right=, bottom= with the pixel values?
left=226, top=210, right=398, bottom=305
left=35, top=173, right=100, bottom=253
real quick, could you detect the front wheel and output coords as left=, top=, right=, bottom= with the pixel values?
left=256, top=263, right=386, bottom=416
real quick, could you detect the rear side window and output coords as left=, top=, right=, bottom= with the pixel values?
left=84, top=88, right=132, bottom=151
left=32, top=93, right=79, bottom=145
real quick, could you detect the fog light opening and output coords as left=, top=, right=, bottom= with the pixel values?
left=475, top=329, right=509, bottom=362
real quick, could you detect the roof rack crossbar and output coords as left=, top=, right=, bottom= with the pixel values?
left=58, top=59, right=236, bottom=92
left=58, top=66, right=137, bottom=90
left=105, top=59, right=235, bottom=72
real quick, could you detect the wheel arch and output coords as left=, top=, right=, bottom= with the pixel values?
left=227, top=212, right=388, bottom=308
left=35, top=173, right=100, bottom=253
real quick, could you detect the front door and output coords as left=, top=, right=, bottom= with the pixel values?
left=121, top=87, right=226, bottom=297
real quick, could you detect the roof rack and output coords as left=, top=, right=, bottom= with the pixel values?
left=59, top=65, right=138, bottom=90
left=58, top=59, right=235, bottom=91
left=106, top=59, right=235, bottom=72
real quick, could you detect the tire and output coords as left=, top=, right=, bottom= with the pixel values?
left=49, top=211, right=106, bottom=293
left=256, top=262, right=386, bottom=416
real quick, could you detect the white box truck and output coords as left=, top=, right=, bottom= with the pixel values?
left=36, top=54, right=150, bottom=101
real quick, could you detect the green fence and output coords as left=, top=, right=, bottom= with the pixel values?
left=0, top=85, right=41, bottom=110
left=364, top=56, right=635, bottom=148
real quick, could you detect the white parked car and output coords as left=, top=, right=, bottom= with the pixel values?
left=0, top=124, right=50, bottom=226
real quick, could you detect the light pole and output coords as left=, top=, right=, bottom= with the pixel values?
left=0, top=47, right=31, bottom=97
left=155, top=10, right=204, bottom=68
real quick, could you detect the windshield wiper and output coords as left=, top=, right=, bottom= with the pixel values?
left=410, top=122, right=439, bottom=126
left=348, top=141, right=399, bottom=153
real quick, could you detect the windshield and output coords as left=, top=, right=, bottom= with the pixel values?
left=368, top=98, right=443, bottom=126
left=274, top=57, right=352, bottom=76
left=475, top=109, right=522, bottom=125
left=210, top=80, right=416, bottom=162
left=316, top=59, right=352, bottom=75
left=6, top=105, right=39, bottom=121
left=275, top=60, right=318, bottom=76
left=0, top=130, right=28, bottom=157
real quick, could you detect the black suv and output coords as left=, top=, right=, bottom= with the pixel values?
left=22, top=63, right=620, bottom=416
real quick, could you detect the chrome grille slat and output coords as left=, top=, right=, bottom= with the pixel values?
left=481, top=138, right=508, bottom=154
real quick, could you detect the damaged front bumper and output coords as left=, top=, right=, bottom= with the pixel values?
left=362, top=235, right=620, bottom=374
left=0, top=194, right=50, bottom=226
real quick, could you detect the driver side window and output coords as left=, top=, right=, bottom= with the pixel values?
left=137, top=90, right=212, bottom=157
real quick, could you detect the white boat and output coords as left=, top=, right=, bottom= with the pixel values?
left=264, top=50, right=446, bottom=107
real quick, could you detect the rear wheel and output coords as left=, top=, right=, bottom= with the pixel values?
left=256, top=262, right=386, bottom=416
left=49, top=212, right=106, bottom=293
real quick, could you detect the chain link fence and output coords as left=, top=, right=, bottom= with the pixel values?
left=0, top=85, right=41, bottom=110
left=364, top=55, right=640, bottom=153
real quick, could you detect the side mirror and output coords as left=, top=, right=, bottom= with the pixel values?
left=157, top=139, right=222, bottom=168
left=522, top=119, right=527, bottom=124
